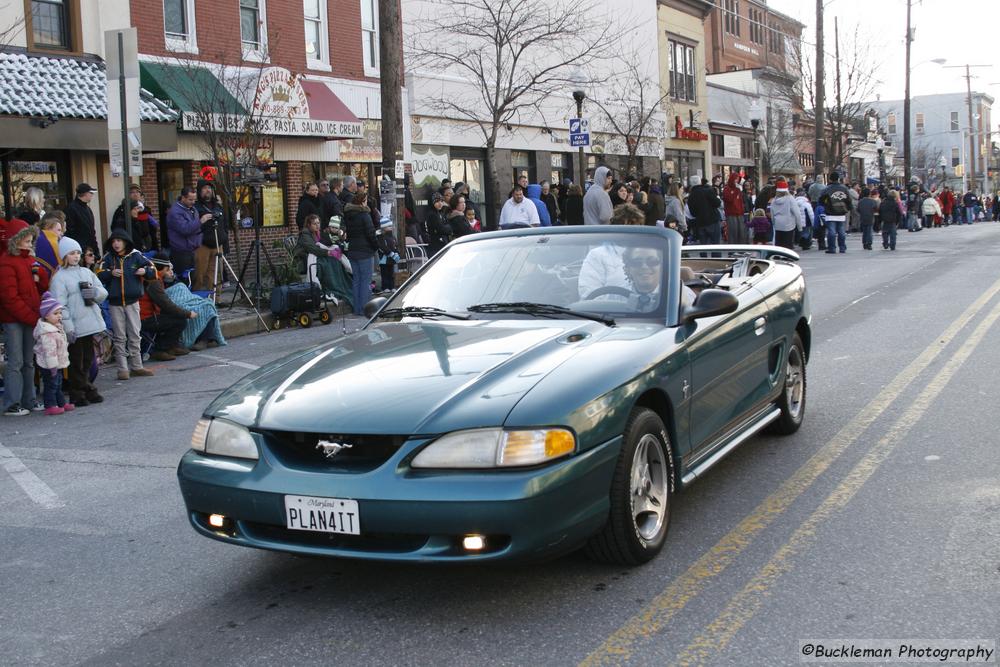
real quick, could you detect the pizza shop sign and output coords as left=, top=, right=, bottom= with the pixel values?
left=673, top=115, right=708, bottom=141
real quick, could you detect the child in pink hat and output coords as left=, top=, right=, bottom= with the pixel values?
left=33, top=291, right=74, bottom=415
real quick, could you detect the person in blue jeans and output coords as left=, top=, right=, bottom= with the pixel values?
left=343, top=193, right=378, bottom=316
left=962, top=190, right=978, bottom=224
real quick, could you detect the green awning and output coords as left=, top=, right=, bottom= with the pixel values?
left=139, top=62, right=247, bottom=116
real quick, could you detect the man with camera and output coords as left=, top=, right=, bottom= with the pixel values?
left=193, top=181, right=227, bottom=293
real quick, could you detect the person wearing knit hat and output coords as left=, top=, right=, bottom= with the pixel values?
left=49, top=234, right=109, bottom=406
left=770, top=178, right=805, bottom=250
left=33, top=291, right=73, bottom=415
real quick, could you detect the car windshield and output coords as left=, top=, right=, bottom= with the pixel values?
left=386, top=232, right=673, bottom=320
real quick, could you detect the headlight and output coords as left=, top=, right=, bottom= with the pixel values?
left=190, top=418, right=259, bottom=460
left=411, top=428, right=575, bottom=469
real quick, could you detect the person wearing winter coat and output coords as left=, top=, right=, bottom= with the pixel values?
left=446, top=195, right=475, bottom=239
left=111, top=185, right=158, bottom=252
left=540, top=181, right=560, bottom=225
left=295, top=182, right=324, bottom=231
left=99, top=228, right=156, bottom=380
left=562, top=185, right=585, bottom=225
left=49, top=236, right=108, bottom=406
left=663, top=184, right=687, bottom=234
left=769, top=180, right=804, bottom=250
left=878, top=189, right=903, bottom=250
left=794, top=189, right=816, bottom=248
left=525, top=184, right=552, bottom=227
left=139, top=259, right=198, bottom=362
left=583, top=166, right=614, bottom=225
left=921, top=192, right=943, bottom=230
left=33, top=292, right=73, bottom=415
left=165, top=188, right=204, bottom=277
left=722, top=173, right=747, bottom=243
left=295, top=214, right=353, bottom=307
left=375, top=218, right=401, bottom=292
left=856, top=189, right=879, bottom=250
left=193, top=181, right=227, bottom=292
left=687, top=176, right=723, bottom=244
left=0, top=222, right=44, bottom=416
left=424, top=192, right=453, bottom=254
left=344, top=193, right=379, bottom=316
left=64, top=183, right=100, bottom=256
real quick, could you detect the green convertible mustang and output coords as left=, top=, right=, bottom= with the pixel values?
left=178, top=226, right=810, bottom=565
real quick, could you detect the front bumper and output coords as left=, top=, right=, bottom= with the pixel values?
left=177, top=434, right=621, bottom=562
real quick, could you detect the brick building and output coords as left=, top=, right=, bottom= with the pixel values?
left=704, top=0, right=803, bottom=76
left=130, top=0, right=408, bottom=266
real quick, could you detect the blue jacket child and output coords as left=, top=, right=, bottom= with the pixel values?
left=99, top=229, right=155, bottom=306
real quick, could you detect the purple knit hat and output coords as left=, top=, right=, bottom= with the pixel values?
left=39, top=291, right=63, bottom=319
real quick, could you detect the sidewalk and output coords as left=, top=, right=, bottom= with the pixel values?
left=212, top=285, right=366, bottom=339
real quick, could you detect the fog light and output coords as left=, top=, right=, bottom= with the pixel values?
left=208, top=514, right=226, bottom=529
left=462, top=534, right=486, bottom=551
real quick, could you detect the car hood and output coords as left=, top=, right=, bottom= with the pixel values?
left=206, top=320, right=606, bottom=434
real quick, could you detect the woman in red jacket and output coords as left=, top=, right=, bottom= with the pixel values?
left=0, top=221, right=44, bottom=416
left=722, top=172, right=747, bottom=244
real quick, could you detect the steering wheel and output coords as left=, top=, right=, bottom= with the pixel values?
left=584, top=285, right=633, bottom=300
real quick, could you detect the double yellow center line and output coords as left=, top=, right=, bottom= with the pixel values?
left=582, top=274, right=1000, bottom=666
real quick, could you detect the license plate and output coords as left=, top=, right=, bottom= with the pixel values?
left=284, top=494, right=360, bottom=535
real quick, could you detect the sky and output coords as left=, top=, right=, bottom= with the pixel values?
left=767, top=0, right=1000, bottom=114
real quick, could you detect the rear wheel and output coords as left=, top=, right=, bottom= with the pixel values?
left=768, top=332, right=806, bottom=434
left=297, top=313, right=312, bottom=328
left=319, top=310, right=331, bottom=324
left=586, top=408, right=674, bottom=566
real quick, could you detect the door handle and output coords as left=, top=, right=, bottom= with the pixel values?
left=754, top=317, right=766, bottom=336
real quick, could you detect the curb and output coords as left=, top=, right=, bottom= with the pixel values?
left=219, top=301, right=355, bottom=340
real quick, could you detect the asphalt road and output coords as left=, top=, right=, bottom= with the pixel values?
left=2, top=224, right=999, bottom=666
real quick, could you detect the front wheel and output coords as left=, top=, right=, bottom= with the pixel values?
left=768, top=332, right=807, bottom=434
left=586, top=408, right=674, bottom=566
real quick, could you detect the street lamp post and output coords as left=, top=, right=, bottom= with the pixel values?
left=939, top=155, right=947, bottom=190
left=572, top=90, right=586, bottom=186
left=875, top=136, right=886, bottom=187
left=749, top=99, right=763, bottom=191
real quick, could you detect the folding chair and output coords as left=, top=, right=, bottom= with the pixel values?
left=405, top=236, right=429, bottom=273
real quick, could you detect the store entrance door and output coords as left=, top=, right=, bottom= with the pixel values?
left=450, top=158, right=487, bottom=228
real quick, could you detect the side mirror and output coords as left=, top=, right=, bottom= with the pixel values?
left=363, top=296, right=388, bottom=319
left=682, top=289, right=738, bottom=323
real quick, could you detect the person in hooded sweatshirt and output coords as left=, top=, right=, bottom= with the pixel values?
left=49, top=235, right=108, bottom=406
left=99, top=229, right=156, bottom=380
left=769, top=179, right=804, bottom=249
left=525, top=184, right=552, bottom=227
left=583, top=166, right=614, bottom=225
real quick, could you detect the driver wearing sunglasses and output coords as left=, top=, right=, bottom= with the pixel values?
left=621, top=247, right=696, bottom=313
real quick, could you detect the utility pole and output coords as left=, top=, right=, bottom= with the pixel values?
left=943, top=63, right=992, bottom=194
left=903, top=0, right=912, bottom=186
left=834, top=16, right=842, bottom=176
left=379, top=0, right=406, bottom=262
left=814, top=0, right=824, bottom=181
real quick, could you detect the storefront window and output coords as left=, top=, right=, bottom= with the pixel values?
left=450, top=157, right=487, bottom=226
left=664, top=149, right=705, bottom=189
left=550, top=152, right=573, bottom=186
left=511, top=150, right=535, bottom=186
left=0, top=152, right=70, bottom=218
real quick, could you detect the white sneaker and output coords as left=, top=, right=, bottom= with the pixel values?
left=3, top=404, right=29, bottom=417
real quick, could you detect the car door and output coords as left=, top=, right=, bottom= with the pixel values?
left=683, top=285, right=772, bottom=460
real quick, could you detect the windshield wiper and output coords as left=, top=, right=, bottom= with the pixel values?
left=378, top=306, right=470, bottom=320
left=468, top=302, right=615, bottom=326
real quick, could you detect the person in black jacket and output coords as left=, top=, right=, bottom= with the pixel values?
left=344, top=192, right=379, bottom=316
left=687, top=177, right=723, bottom=244
left=424, top=192, right=451, bottom=255
left=193, top=181, right=226, bottom=292
left=64, top=183, right=99, bottom=255
left=295, top=182, right=323, bottom=230
left=540, top=180, right=560, bottom=225
left=318, top=179, right=344, bottom=225
left=563, top=184, right=584, bottom=225
left=878, top=189, right=902, bottom=250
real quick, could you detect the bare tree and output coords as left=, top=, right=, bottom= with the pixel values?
left=405, top=0, right=622, bottom=227
left=154, top=47, right=288, bottom=274
left=759, top=102, right=798, bottom=177
left=588, top=52, right=669, bottom=176
left=790, top=24, right=881, bottom=176
left=0, top=3, right=25, bottom=48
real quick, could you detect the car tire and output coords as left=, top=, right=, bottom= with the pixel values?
left=586, top=408, right=674, bottom=566
left=768, top=332, right=807, bottom=435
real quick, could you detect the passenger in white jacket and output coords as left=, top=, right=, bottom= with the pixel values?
left=48, top=236, right=108, bottom=406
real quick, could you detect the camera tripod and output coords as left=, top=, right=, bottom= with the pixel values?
left=226, top=184, right=275, bottom=333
